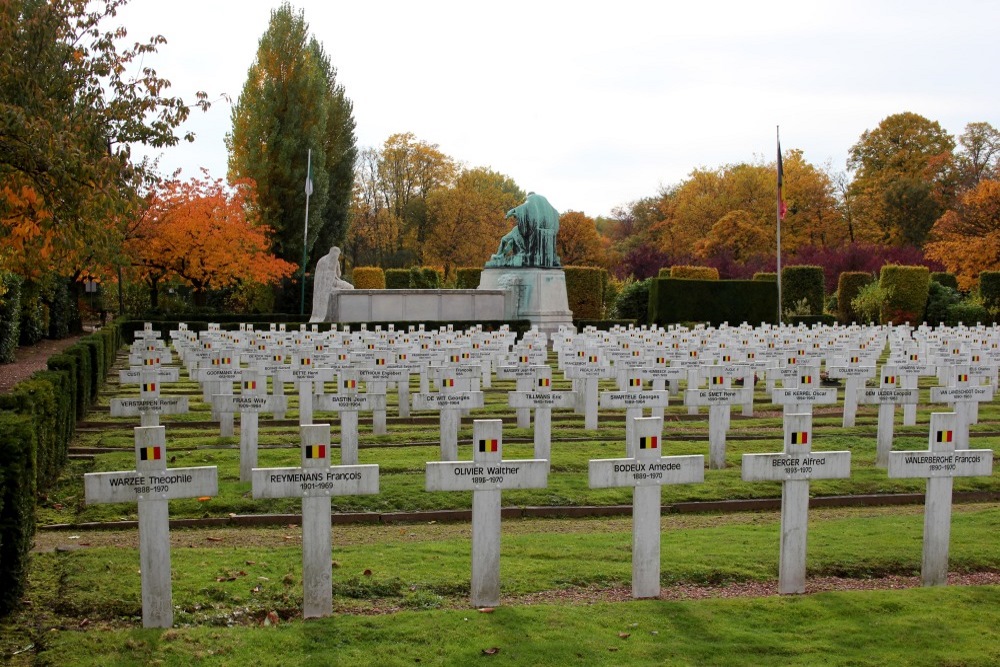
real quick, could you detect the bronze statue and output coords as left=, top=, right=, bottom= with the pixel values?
left=486, top=193, right=561, bottom=268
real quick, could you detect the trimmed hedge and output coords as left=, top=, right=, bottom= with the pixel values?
left=753, top=272, right=778, bottom=282
left=18, top=279, right=46, bottom=346
left=351, top=267, right=385, bottom=289
left=663, top=266, right=720, bottom=280
left=0, top=413, right=36, bottom=616
left=0, top=272, right=23, bottom=363
left=411, top=267, right=442, bottom=289
left=930, top=272, right=959, bottom=290
left=0, top=321, right=122, bottom=617
left=384, top=268, right=410, bottom=289
left=564, top=266, right=607, bottom=320
left=879, top=265, right=931, bottom=325
left=455, top=267, right=483, bottom=289
left=649, top=278, right=778, bottom=326
left=980, top=271, right=1000, bottom=313
left=837, top=272, right=875, bottom=323
left=781, top=265, right=825, bottom=317
left=45, top=277, right=71, bottom=339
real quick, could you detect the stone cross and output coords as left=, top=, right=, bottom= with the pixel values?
left=252, top=423, right=379, bottom=618
left=191, top=356, right=242, bottom=437
left=770, top=367, right=837, bottom=416
left=212, top=369, right=288, bottom=481
left=588, top=416, right=704, bottom=598
left=507, top=367, right=575, bottom=460
left=111, top=369, right=189, bottom=428
left=601, top=373, right=671, bottom=450
left=884, top=353, right=935, bottom=426
left=741, top=413, right=852, bottom=594
left=498, top=352, right=544, bottom=428
left=314, top=371, right=386, bottom=464
left=278, top=355, right=336, bottom=425
left=563, top=351, right=614, bottom=429
left=887, top=412, right=993, bottom=586
left=857, top=370, right=919, bottom=467
left=930, top=370, right=994, bottom=447
left=413, top=370, right=485, bottom=460
left=359, top=351, right=398, bottom=435
left=684, top=371, right=743, bottom=469
left=84, top=426, right=218, bottom=628
left=425, top=419, right=548, bottom=608
left=825, top=354, right=876, bottom=427
left=639, top=356, right=687, bottom=419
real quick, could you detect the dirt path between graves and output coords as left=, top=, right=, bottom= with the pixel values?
left=0, top=333, right=88, bottom=394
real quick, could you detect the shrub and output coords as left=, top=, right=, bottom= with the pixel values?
left=454, top=268, right=483, bottom=289
left=781, top=265, right=824, bottom=318
left=879, top=265, right=930, bottom=325
left=0, top=272, right=23, bottom=362
left=385, top=268, right=410, bottom=289
left=930, top=272, right=959, bottom=290
left=664, top=265, right=720, bottom=280
left=564, top=266, right=607, bottom=320
left=946, top=302, right=990, bottom=326
left=0, top=413, right=36, bottom=616
left=979, top=271, right=1000, bottom=314
left=44, top=277, right=72, bottom=338
left=649, top=278, right=777, bottom=326
left=410, top=267, right=442, bottom=289
left=611, top=278, right=652, bottom=324
left=753, top=272, right=777, bottom=281
left=18, top=280, right=46, bottom=346
left=837, top=272, right=875, bottom=323
left=851, top=281, right=892, bottom=324
left=351, top=267, right=385, bottom=289
left=924, top=280, right=961, bottom=326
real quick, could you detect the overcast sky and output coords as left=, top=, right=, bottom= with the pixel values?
left=117, top=0, right=1000, bottom=218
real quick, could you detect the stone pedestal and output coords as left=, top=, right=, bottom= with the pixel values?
left=478, top=268, right=574, bottom=335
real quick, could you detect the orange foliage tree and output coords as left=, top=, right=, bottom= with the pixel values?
left=925, top=179, right=1000, bottom=290
left=127, top=175, right=296, bottom=306
left=557, top=211, right=607, bottom=267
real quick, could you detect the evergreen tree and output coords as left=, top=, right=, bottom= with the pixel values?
left=227, top=2, right=356, bottom=275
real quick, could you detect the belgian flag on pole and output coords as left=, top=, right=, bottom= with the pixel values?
left=639, top=436, right=658, bottom=450
left=478, top=439, right=498, bottom=453
left=139, top=446, right=162, bottom=461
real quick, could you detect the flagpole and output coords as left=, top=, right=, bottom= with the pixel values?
left=776, top=126, right=783, bottom=326
left=299, top=149, right=313, bottom=316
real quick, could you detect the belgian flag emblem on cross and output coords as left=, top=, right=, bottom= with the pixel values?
left=478, top=439, right=498, bottom=453
left=142, top=382, right=156, bottom=392
left=538, top=377, right=551, bottom=388
left=244, top=381, right=256, bottom=391
left=936, top=430, right=953, bottom=443
left=629, top=378, right=642, bottom=387
left=139, top=446, right=161, bottom=461
left=305, top=444, right=326, bottom=459
left=639, top=436, right=658, bottom=450
left=790, top=432, right=809, bottom=445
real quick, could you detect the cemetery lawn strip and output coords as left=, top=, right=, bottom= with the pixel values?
left=5, top=586, right=1000, bottom=666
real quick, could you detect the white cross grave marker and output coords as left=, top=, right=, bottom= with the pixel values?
left=111, top=369, right=189, bottom=427
left=857, top=369, right=919, bottom=467
left=589, top=416, right=704, bottom=598
left=887, top=412, right=993, bottom=586
left=413, top=371, right=485, bottom=460
left=252, top=423, right=379, bottom=617
left=314, top=372, right=386, bottom=464
left=84, top=426, right=218, bottom=628
left=425, top=419, right=548, bottom=607
left=742, top=413, right=852, bottom=594
left=212, top=369, right=288, bottom=481
left=507, top=367, right=575, bottom=461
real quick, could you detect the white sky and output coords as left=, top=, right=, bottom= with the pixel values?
left=117, top=0, right=1000, bottom=218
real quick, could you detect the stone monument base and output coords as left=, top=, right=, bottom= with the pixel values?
left=328, top=289, right=510, bottom=323
left=478, top=268, right=574, bottom=335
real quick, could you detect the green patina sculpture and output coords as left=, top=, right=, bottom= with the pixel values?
left=486, top=192, right=562, bottom=269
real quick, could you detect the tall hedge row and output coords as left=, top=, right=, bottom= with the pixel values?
left=649, top=278, right=778, bottom=326
left=662, top=266, right=720, bottom=280
left=454, top=267, right=483, bottom=289
left=837, top=272, right=875, bottom=323
left=564, top=266, right=607, bottom=320
left=350, top=267, right=385, bottom=289
left=385, top=267, right=444, bottom=289
left=781, top=265, right=825, bottom=316
left=384, top=268, right=410, bottom=289
left=879, top=265, right=931, bottom=325
left=0, top=273, right=23, bottom=363
left=930, top=272, right=959, bottom=290
left=0, top=321, right=122, bottom=616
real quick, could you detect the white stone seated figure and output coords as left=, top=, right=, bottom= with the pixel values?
left=310, top=246, right=353, bottom=322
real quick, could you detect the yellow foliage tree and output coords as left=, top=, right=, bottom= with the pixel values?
left=557, top=211, right=606, bottom=267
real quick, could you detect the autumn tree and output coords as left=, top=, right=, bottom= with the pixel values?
left=423, top=168, right=523, bottom=276
left=925, top=179, right=1000, bottom=290
left=345, top=147, right=399, bottom=267
left=557, top=211, right=606, bottom=267
left=0, top=0, right=206, bottom=280
left=227, top=2, right=357, bottom=274
left=847, top=112, right=956, bottom=246
left=693, top=210, right=771, bottom=261
left=127, top=175, right=296, bottom=306
left=956, top=122, right=1000, bottom=190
